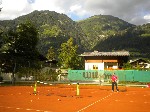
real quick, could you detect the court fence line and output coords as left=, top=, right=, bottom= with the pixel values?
left=68, top=70, right=150, bottom=83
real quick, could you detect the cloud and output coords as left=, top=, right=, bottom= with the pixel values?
left=70, top=5, right=81, bottom=12
left=68, top=4, right=89, bottom=20
left=81, top=0, right=150, bottom=25
left=144, top=15, right=150, bottom=20
left=0, top=0, right=33, bottom=20
left=144, top=14, right=150, bottom=24
left=0, top=0, right=150, bottom=25
left=27, top=0, right=35, bottom=4
left=32, top=0, right=64, bottom=13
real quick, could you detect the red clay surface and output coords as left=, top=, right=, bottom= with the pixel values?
left=0, top=84, right=150, bottom=112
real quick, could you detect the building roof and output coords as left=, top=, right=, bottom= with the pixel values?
left=129, top=58, right=147, bottom=64
left=80, top=51, right=130, bottom=57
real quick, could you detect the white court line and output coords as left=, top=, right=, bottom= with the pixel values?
left=16, top=107, right=22, bottom=110
left=26, top=108, right=33, bottom=110
left=7, top=107, right=13, bottom=108
left=0, top=106, right=52, bottom=112
left=36, top=110, right=43, bottom=111
left=144, top=102, right=149, bottom=104
left=77, top=93, right=113, bottom=112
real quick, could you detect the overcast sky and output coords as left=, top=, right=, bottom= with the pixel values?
left=0, top=0, right=150, bottom=25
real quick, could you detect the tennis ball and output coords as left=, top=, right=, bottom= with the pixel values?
left=58, top=99, right=61, bottom=101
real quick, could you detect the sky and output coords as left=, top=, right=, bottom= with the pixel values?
left=0, top=0, right=150, bottom=25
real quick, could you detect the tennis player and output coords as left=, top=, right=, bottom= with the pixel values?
left=111, top=73, right=119, bottom=92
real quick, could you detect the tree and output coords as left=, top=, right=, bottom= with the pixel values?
left=41, top=24, right=62, bottom=37
left=123, top=62, right=132, bottom=70
left=58, top=38, right=82, bottom=69
left=16, top=21, right=39, bottom=58
left=0, top=0, right=2, bottom=12
left=46, top=47, right=55, bottom=60
left=0, top=21, right=40, bottom=84
left=0, top=29, right=3, bottom=48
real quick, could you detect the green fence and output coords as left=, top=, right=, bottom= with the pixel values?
left=68, top=70, right=150, bottom=82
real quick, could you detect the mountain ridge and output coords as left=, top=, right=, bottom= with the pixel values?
left=0, top=10, right=150, bottom=59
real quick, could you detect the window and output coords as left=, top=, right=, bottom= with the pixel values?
left=93, top=65, right=98, bottom=70
left=108, top=65, right=113, bottom=69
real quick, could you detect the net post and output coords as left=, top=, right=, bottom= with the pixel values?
left=76, top=82, right=80, bottom=96
left=33, top=81, right=37, bottom=95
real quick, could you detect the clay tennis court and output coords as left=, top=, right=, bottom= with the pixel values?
left=0, top=84, right=150, bottom=112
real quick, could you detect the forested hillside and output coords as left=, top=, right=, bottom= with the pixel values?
left=0, top=10, right=87, bottom=56
left=0, top=10, right=150, bottom=59
left=93, top=24, right=150, bottom=58
left=78, top=15, right=150, bottom=59
left=78, top=15, right=135, bottom=49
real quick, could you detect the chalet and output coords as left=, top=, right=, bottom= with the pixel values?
left=80, top=51, right=130, bottom=70
left=129, top=58, right=150, bottom=69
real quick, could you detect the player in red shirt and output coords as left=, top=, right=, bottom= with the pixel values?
left=111, top=73, right=119, bottom=92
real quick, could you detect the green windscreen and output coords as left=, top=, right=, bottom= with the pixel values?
left=68, top=70, right=150, bottom=82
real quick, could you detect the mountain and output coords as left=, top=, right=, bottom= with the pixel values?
left=0, top=10, right=87, bottom=55
left=93, top=24, right=150, bottom=58
left=78, top=15, right=150, bottom=59
left=0, top=11, right=150, bottom=59
left=78, top=15, right=135, bottom=50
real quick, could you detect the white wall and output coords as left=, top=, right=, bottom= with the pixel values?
left=85, top=62, right=119, bottom=70
left=1, top=73, right=19, bottom=81
left=104, top=62, right=118, bottom=69
left=1, top=73, right=12, bottom=81
left=85, top=62, right=104, bottom=70
left=113, top=65, right=118, bottom=69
